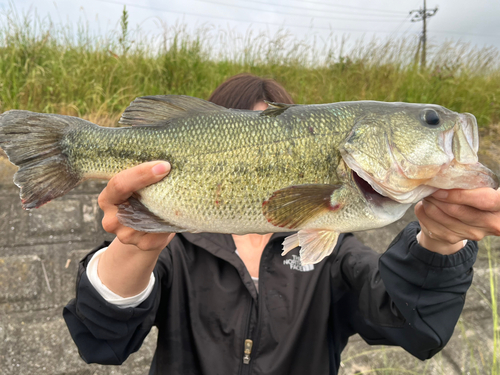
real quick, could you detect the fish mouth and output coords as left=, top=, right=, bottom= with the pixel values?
left=351, top=169, right=411, bottom=223
left=352, top=170, right=395, bottom=205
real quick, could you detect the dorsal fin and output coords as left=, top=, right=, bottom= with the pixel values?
left=119, top=95, right=228, bottom=126
left=260, top=101, right=295, bottom=117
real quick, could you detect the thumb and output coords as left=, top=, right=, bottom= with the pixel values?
left=151, top=161, right=171, bottom=176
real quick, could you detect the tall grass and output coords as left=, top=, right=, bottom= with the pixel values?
left=1, top=6, right=500, bottom=375
left=1, top=7, right=500, bottom=126
left=486, top=237, right=500, bottom=375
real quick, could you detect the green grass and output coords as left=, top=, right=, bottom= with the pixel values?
left=486, top=237, right=500, bottom=375
left=1, top=6, right=500, bottom=375
left=1, top=6, right=500, bottom=127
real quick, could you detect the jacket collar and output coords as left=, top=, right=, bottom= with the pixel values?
left=180, top=232, right=293, bottom=301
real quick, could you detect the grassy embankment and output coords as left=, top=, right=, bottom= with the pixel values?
left=0, top=7, right=499, bottom=374
left=1, top=8, right=500, bottom=127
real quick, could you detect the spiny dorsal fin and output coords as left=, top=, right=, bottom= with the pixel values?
left=119, top=95, right=229, bottom=126
left=262, top=184, right=341, bottom=229
left=260, top=101, right=296, bottom=117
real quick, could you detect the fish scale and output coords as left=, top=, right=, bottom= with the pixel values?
left=64, top=107, right=349, bottom=234
left=0, top=95, right=497, bottom=264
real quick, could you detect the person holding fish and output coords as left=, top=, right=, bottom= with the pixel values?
left=1, top=73, right=500, bottom=374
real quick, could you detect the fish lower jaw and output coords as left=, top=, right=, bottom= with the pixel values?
left=374, top=183, right=438, bottom=204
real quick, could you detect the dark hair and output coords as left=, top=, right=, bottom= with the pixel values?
left=208, top=74, right=294, bottom=109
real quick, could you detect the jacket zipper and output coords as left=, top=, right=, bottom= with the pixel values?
left=242, top=339, right=253, bottom=364
left=239, top=297, right=255, bottom=375
left=241, top=242, right=271, bottom=374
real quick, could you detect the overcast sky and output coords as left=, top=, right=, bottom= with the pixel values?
left=2, top=0, right=499, bottom=54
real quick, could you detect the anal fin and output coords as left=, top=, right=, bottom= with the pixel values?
left=117, top=196, right=187, bottom=233
left=282, top=233, right=300, bottom=256
left=282, top=229, right=340, bottom=265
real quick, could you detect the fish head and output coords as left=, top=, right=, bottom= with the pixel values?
left=340, top=102, right=499, bottom=204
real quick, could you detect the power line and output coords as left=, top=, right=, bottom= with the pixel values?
left=94, top=0, right=293, bottom=27
left=291, top=0, right=408, bottom=15
left=94, top=0, right=409, bottom=31
left=207, top=0, right=407, bottom=18
left=190, top=0, right=407, bottom=22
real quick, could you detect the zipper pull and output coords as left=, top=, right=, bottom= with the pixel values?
left=242, top=339, right=253, bottom=364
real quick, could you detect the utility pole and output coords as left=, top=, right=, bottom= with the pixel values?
left=410, top=0, right=438, bottom=69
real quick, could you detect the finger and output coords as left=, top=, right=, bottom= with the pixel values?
left=431, top=188, right=500, bottom=211
left=423, top=196, right=486, bottom=227
left=418, top=199, right=484, bottom=241
left=424, top=196, right=500, bottom=237
left=415, top=201, right=468, bottom=244
left=105, top=161, right=171, bottom=205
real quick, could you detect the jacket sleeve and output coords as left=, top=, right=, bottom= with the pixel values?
left=332, top=221, right=477, bottom=360
left=63, top=241, right=173, bottom=365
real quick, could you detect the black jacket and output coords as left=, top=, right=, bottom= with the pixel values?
left=63, top=222, right=477, bottom=375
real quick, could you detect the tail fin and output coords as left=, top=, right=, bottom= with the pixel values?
left=0, top=110, right=85, bottom=209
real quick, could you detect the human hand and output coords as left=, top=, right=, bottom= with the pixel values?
left=414, top=187, right=500, bottom=255
left=99, top=161, right=176, bottom=252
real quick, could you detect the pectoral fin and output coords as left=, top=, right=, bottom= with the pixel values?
left=282, top=229, right=340, bottom=265
left=117, top=196, right=187, bottom=233
left=262, top=184, right=341, bottom=229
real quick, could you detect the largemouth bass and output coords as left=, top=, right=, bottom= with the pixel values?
left=0, top=96, right=497, bottom=264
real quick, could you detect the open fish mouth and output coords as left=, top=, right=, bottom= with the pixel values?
left=351, top=168, right=412, bottom=224
left=352, top=170, right=396, bottom=206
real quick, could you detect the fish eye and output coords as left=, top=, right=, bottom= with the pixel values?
left=422, top=109, right=440, bottom=126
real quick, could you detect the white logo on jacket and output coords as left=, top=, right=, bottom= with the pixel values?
left=283, top=255, right=314, bottom=272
